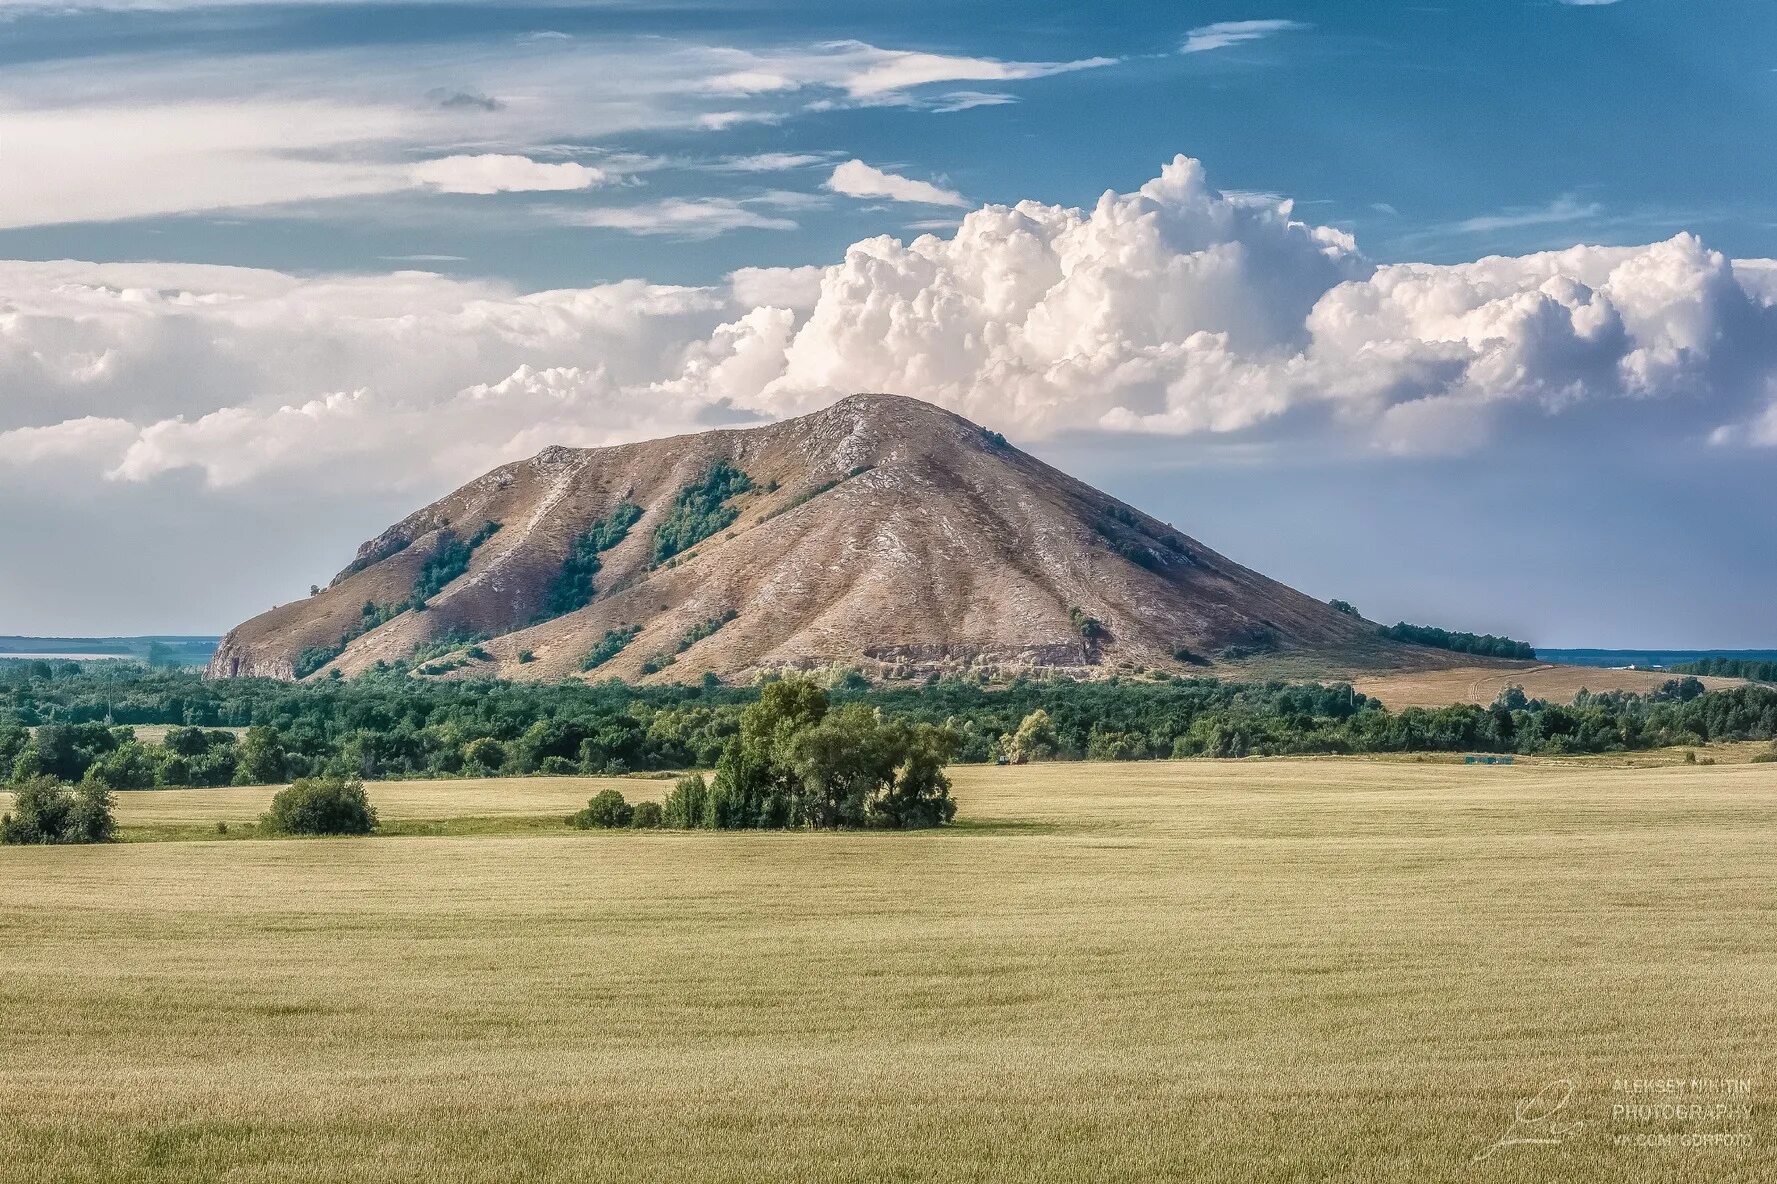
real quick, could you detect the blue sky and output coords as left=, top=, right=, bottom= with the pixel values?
left=1, top=0, right=1774, bottom=644
left=4, top=0, right=1775, bottom=282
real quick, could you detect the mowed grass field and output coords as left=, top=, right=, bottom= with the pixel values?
left=2, top=759, right=1774, bottom=1182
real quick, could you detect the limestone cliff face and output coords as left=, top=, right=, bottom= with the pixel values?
left=210, top=394, right=1442, bottom=684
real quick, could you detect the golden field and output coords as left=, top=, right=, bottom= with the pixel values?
left=2, top=758, right=1774, bottom=1182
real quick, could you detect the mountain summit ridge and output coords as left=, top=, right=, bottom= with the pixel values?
left=210, top=394, right=1437, bottom=684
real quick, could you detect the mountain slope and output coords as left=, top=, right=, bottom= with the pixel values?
left=210, top=394, right=1450, bottom=684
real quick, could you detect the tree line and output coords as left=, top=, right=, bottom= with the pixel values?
left=1377, top=622, right=1536, bottom=661
left=1671, top=657, right=1777, bottom=683
left=4, top=661, right=1776, bottom=794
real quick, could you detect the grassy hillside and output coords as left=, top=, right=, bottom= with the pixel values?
left=3, top=757, right=1771, bottom=1181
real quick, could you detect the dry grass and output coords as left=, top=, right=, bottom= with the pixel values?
left=2, top=759, right=1774, bottom=1182
left=1354, top=662, right=1743, bottom=708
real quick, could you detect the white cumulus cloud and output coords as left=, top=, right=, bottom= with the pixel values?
left=408, top=154, right=605, bottom=195
left=825, top=160, right=966, bottom=206
left=3, top=155, right=1776, bottom=500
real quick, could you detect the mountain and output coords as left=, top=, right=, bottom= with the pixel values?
left=210, top=394, right=1452, bottom=685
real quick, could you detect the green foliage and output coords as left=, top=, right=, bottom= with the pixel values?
left=583, top=625, right=641, bottom=671
left=1, top=774, right=114, bottom=844
left=1672, top=657, right=1777, bottom=683
left=756, top=466, right=875, bottom=525
left=235, top=725, right=288, bottom=785
left=1380, top=622, right=1535, bottom=661
left=663, top=773, right=709, bottom=827
left=82, top=742, right=161, bottom=790
left=295, top=645, right=344, bottom=680
left=570, top=788, right=634, bottom=829
left=7, top=662, right=1777, bottom=785
left=297, top=525, right=502, bottom=677
left=1070, top=607, right=1105, bottom=642
left=294, top=599, right=403, bottom=678
left=259, top=776, right=378, bottom=835
left=1112, top=538, right=1165, bottom=572
left=412, top=521, right=501, bottom=605
left=1330, top=600, right=1361, bottom=617
left=654, top=463, right=752, bottom=563
left=461, top=737, right=507, bottom=775
left=1218, top=624, right=1280, bottom=661
left=1001, top=709, right=1058, bottom=764
left=982, top=428, right=1009, bottom=448
left=1172, top=646, right=1210, bottom=666
left=676, top=611, right=738, bottom=654
left=692, top=678, right=958, bottom=830
left=544, top=502, right=643, bottom=618
left=630, top=800, right=664, bottom=829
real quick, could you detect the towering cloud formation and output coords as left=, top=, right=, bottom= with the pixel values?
left=2, top=156, right=1775, bottom=492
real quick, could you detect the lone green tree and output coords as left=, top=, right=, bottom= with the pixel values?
left=693, top=678, right=958, bottom=830
left=259, top=777, right=378, bottom=836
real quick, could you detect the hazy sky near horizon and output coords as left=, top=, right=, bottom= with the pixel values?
left=1, top=0, right=1774, bottom=645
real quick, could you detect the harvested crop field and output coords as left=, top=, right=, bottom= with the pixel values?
left=2, top=758, right=1772, bottom=1182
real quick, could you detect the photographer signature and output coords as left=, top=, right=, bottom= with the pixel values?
left=1472, top=1078, right=1586, bottom=1162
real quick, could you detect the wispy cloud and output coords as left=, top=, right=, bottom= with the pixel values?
left=825, top=160, right=965, bottom=207
left=713, top=152, right=835, bottom=172
left=551, top=197, right=797, bottom=238
left=1455, top=195, right=1603, bottom=234
left=1181, top=20, right=1311, bottom=54
left=0, top=35, right=1111, bottom=228
left=930, top=91, right=1018, bottom=113
left=825, top=43, right=1115, bottom=99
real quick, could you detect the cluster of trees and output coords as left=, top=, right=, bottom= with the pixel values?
left=582, top=626, right=641, bottom=671
left=566, top=681, right=957, bottom=831
left=296, top=521, right=503, bottom=676
left=1097, top=504, right=1189, bottom=573
left=544, top=503, right=642, bottom=619
left=653, top=463, right=752, bottom=563
left=0, top=720, right=287, bottom=790
left=640, top=611, right=739, bottom=675
left=413, top=521, right=502, bottom=605
left=1379, top=622, right=1536, bottom=661
left=661, top=679, right=957, bottom=829
left=5, top=661, right=1776, bottom=792
left=1672, top=657, right=1777, bottom=683
left=1, top=775, right=113, bottom=844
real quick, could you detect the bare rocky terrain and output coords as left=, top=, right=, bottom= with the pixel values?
left=211, top=394, right=1466, bottom=685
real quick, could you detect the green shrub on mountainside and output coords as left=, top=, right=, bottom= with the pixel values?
left=543, top=502, right=643, bottom=619
left=582, top=625, right=642, bottom=671
left=654, top=464, right=752, bottom=563
left=295, top=523, right=502, bottom=677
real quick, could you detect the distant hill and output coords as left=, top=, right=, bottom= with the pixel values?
left=0, top=636, right=219, bottom=666
left=211, top=394, right=1477, bottom=685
